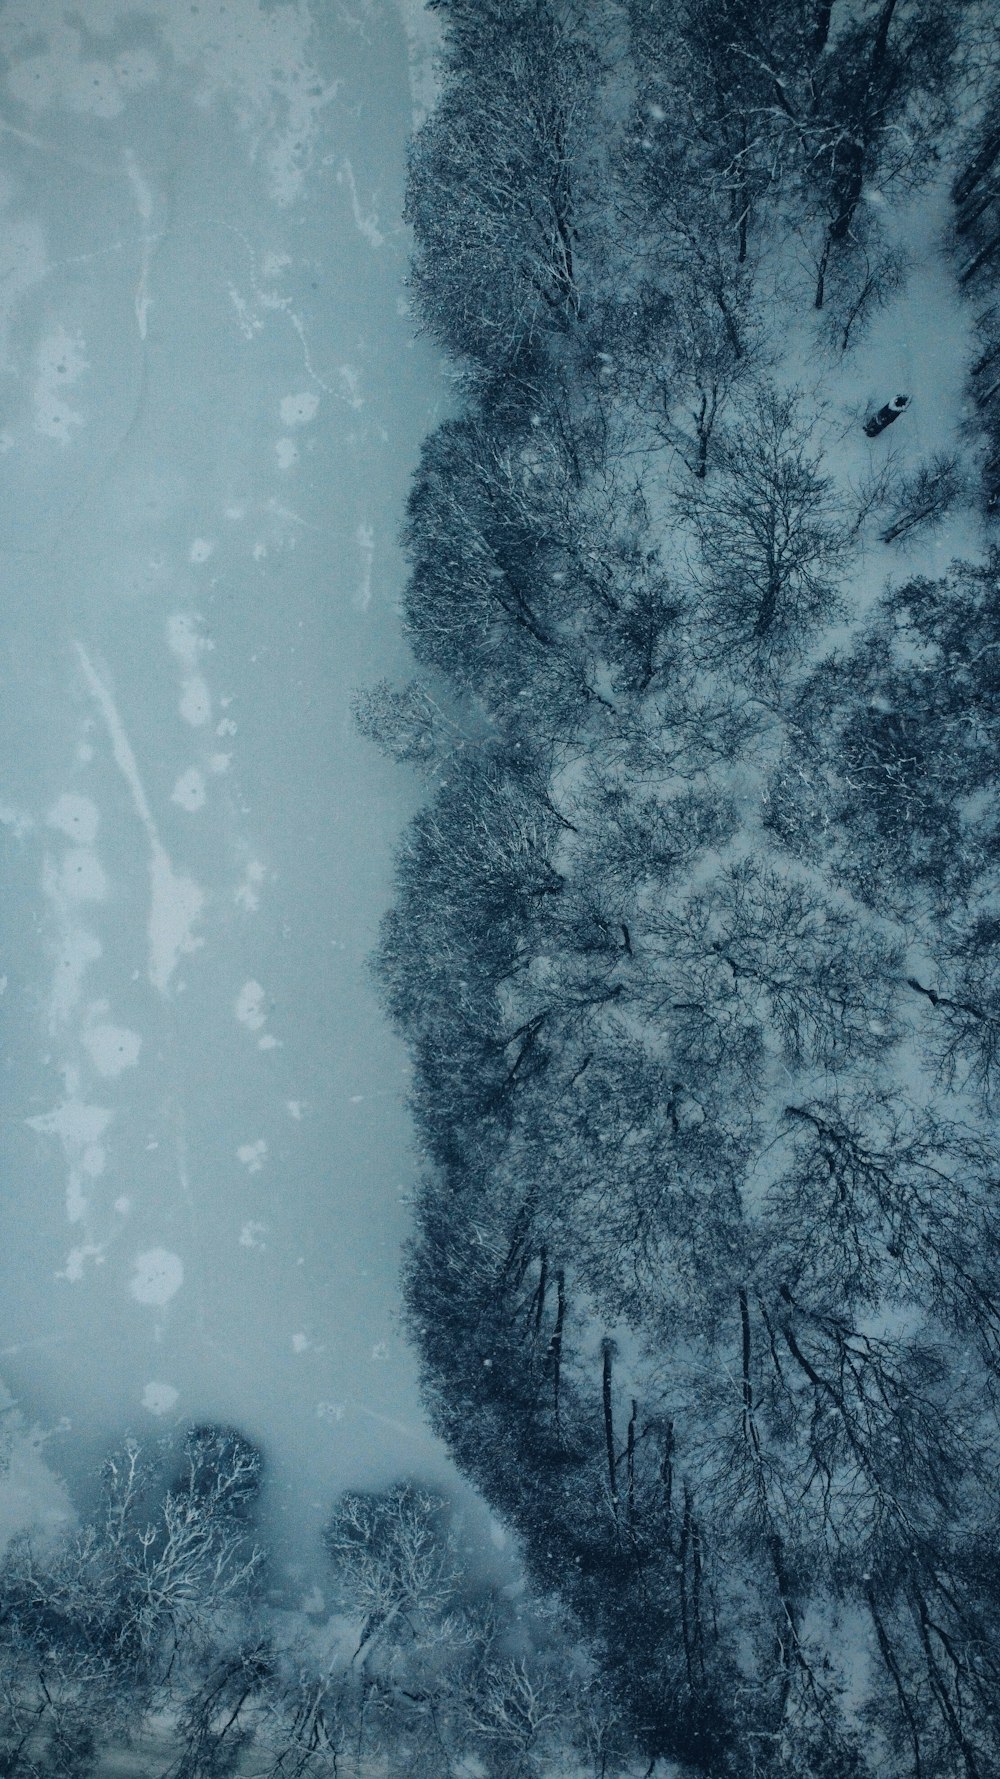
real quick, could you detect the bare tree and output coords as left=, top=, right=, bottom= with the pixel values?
left=681, top=385, right=852, bottom=662
left=405, top=6, right=597, bottom=365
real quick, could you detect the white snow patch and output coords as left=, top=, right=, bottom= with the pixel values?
left=114, top=1196, right=131, bottom=1216
left=336, top=158, right=384, bottom=249
left=337, top=363, right=364, bottom=409
left=275, top=437, right=299, bottom=470
left=286, top=1099, right=304, bottom=1120
left=239, top=1220, right=267, bottom=1250
left=59, top=1242, right=106, bottom=1281
left=27, top=1093, right=113, bottom=1152
left=189, top=537, right=214, bottom=563
left=47, top=794, right=98, bottom=844
left=291, top=1333, right=311, bottom=1354
left=0, top=1394, right=74, bottom=1555
left=395, top=0, right=445, bottom=130
left=171, top=767, right=207, bottom=812
left=141, top=1382, right=179, bottom=1416
left=149, top=844, right=205, bottom=992
left=166, top=613, right=213, bottom=670
left=49, top=927, right=101, bottom=1027
left=354, top=522, right=374, bottom=610
left=235, top=979, right=267, bottom=1032
left=178, top=675, right=211, bottom=726
left=73, top=646, right=205, bottom=994
left=129, top=1249, right=183, bottom=1307
left=279, top=391, right=319, bottom=427
left=236, top=1139, right=267, bottom=1173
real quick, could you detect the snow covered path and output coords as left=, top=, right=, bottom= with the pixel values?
left=0, top=0, right=456, bottom=1580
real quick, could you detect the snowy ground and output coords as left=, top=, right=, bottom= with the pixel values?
left=0, top=0, right=465, bottom=1588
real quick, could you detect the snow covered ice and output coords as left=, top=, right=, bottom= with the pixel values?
left=0, top=0, right=457, bottom=1579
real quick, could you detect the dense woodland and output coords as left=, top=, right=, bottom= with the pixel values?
left=4, top=1, right=1000, bottom=1775
left=364, top=1, right=1000, bottom=1775
left=0, top=1414, right=620, bottom=1776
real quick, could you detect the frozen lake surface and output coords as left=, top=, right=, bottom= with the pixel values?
left=0, top=0, right=460, bottom=1580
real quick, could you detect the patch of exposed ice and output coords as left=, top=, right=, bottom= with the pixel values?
left=129, top=1249, right=183, bottom=1307
left=33, top=326, right=88, bottom=445
left=0, top=214, right=47, bottom=377
left=114, top=49, right=158, bottom=93
left=57, top=848, right=107, bottom=902
left=0, top=801, right=34, bottom=836
left=5, top=28, right=125, bottom=119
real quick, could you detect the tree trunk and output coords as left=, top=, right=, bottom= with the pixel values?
left=953, top=126, right=1000, bottom=205
left=549, top=1270, right=566, bottom=1432
left=626, top=1399, right=637, bottom=1527
left=601, top=1338, right=618, bottom=1513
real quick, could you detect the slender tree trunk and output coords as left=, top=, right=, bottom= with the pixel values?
left=626, top=1399, right=637, bottom=1527
left=812, top=0, right=835, bottom=55
left=815, top=230, right=832, bottom=309
left=549, top=1270, right=566, bottom=1433
left=602, top=1338, right=618, bottom=1514
left=953, top=127, right=1000, bottom=205
left=532, top=1246, right=549, bottom=1334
